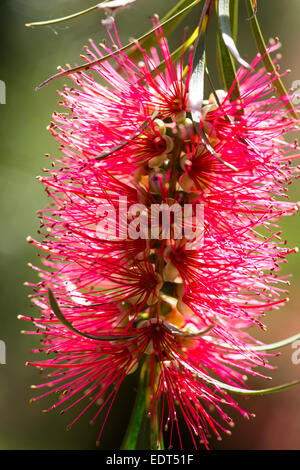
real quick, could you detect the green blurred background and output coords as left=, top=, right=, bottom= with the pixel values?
left=0, top=0, right=299, bottom=449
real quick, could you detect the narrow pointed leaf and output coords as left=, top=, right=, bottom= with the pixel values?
left=250, top=333, right=300, bottom=352
left=177, top=356, right=300, bottom=395
left=213, top=378, right=300, bottom=396
left=189, top=38, right=205, bottom=124
left=217, top=23, right=237, bottom=94
left=216, top=0, right=239, bottom=95
left=36, top=0, right=202, bottom=89
left=26, top=1, right=137, bottom=28
left=26, top=1, right=110, bottom=28
left=48, top=288, right=135, bottom=341
left=229, top=0, right=238, bottom=42
left=217, top=0, right=250, bottom=69
left=189, top=0, right=214, bottom=124
left=246, top=0, right=298, bottom=119
left=209, top=333, right=300, bottom=352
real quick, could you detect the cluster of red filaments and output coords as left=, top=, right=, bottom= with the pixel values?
left=22, top=24, right=300, bottom=448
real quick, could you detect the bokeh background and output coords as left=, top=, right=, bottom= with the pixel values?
left=0, top=0, right=299, bottom=450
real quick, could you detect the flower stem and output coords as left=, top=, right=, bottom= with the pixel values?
left=121, top=359, right=164, bottom=450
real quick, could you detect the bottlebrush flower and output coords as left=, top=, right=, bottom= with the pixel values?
left=23, top=21, right=299, bottom=449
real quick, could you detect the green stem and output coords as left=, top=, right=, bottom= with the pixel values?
left=121, top=359, right=164, bottom=450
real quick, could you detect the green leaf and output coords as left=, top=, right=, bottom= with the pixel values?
left=217, top=379, right=300, bottom=396
left=214, top=378, right=300, bottom=396
left=248, top=333, right=300, bottom=352
left=121, top=360, right=164, bottom=450
left=246, top=0, right=298, bottom=120
left=36, top=0, right=202, bottom=89
left=217, top=22, right=237, bottom=94
left=189, top=0, right=214, bottom=124
left=48, top=288, right=135, bottom=341
left=217, top=0, right=250, bottom=69
left=216, top=0, right=239, bottom=93
left=176, top=356, right=300, bottom=396
left=229, top=0, right=238, bottom=42
left=25, top=1, right=138, bottom=28
left=207, top=333, right=300, bottom=352
left=25, top=2, right=108, bottom=28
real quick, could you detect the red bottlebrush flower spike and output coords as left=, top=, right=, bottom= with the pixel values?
left=24, top=20, right=300, bottom=449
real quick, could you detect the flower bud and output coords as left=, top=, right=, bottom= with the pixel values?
left=180, top=154, right=192, bottom=171
left=176, top=298, right=194, bottom=317
left=180, top=173, right=197, bottom=192
left=163, top=261, right=182, bottom=283
left=153, top=118, right=166, bottom=135
left=148, top=153, right=166, bottom=168
left=162, top=135, right=174, bottom=154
